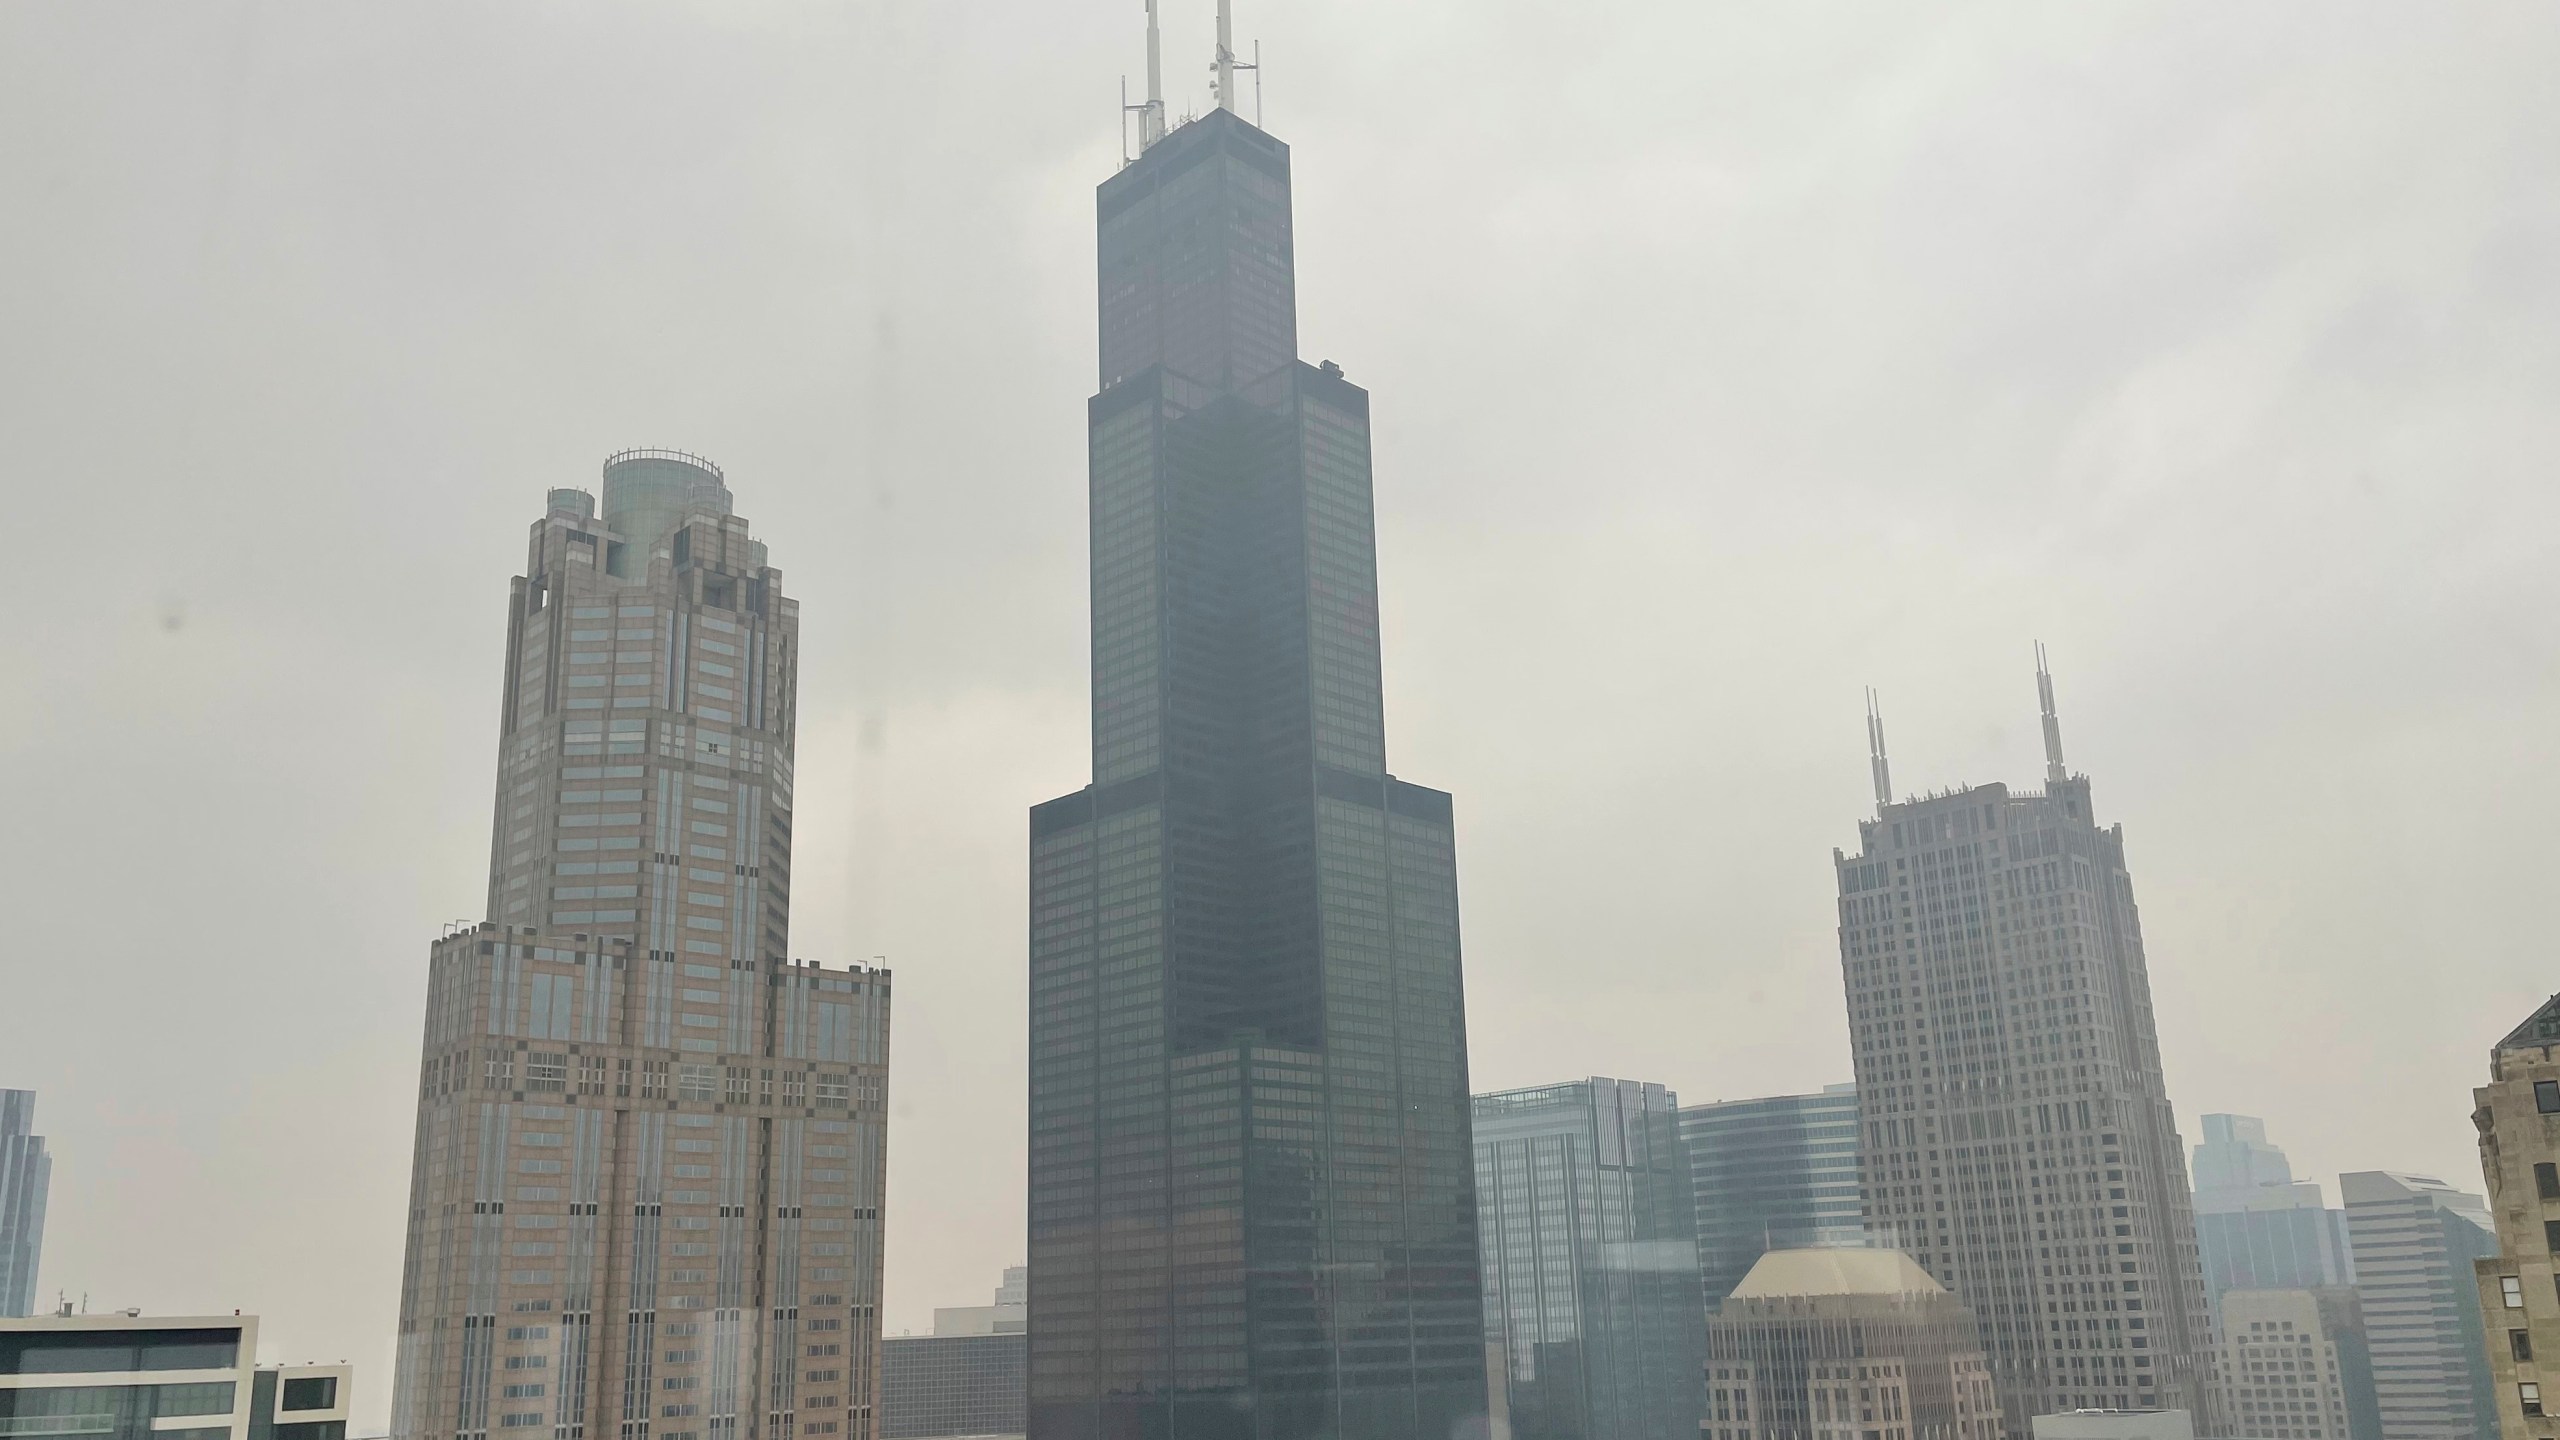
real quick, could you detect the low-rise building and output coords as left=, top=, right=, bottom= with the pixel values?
left=2341, top=1170, right=2496, bottom=1439
left=0, top=1312, right=352, bottom=1440
left=1704, top=1247, right=2004, bottom=1440
left=2025, top=1409, right=2191, bottom=1439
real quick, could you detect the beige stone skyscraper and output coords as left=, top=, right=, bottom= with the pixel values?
left=2469, top=994, right=2560, bottom=1440
left=1836, top=659, right=2214, bottom=1431
left=394, top=452, right=890, bottom=1440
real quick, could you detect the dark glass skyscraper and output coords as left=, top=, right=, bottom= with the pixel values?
left=1026, top=105, right=1488, bottom=1440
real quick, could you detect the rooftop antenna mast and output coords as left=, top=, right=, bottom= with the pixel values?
left=1124, top=0, right=1168, bottom=160
left=1212, top=0, right=1257, bottom=115
left=2035, top=641, right=2068, bottom=784
left=1866, top=687, right=1893, bottom=811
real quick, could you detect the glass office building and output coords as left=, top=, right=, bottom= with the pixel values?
left=1475, top=1079, right=1704, bottom=1440
left=2340, top=1171, right=2495, bottom=1440
left=1025, top=104, right=1486, bottom=1440
left=881, top=1334, right=1024, bottom=1440
left=1679, top=1085, right=1864, bottom=1309
left=0, top=1092, right=47, bottom=1318
left=2189, top=1115, right=2353, bottom=1305
left=0, top=1314, right=351, bottom=1440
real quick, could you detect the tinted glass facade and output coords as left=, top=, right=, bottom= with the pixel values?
left=1678, top=1086, right=1863, bottom=1309
left=0, top=1092, right=47, bottom=1319
left=1028, top=109, right=1487, bottom=1440
left=0, top=1316, right=351, bottom=1440
left=2189, top=1115, right=2354, bottom=1306
left=1474, top=1080, right=1704, bottom=1440
left=881, top=1334, right=1025, bottom=1439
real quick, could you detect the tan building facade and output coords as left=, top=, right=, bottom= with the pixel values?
left=2209, top=1288, right=2378, bottom=1440
left=2471, top=994, right=2560, bottom=1440
left=393, top=454, right=889, bottom=1440
left=1705, top=1248, right=2006, bottom=1440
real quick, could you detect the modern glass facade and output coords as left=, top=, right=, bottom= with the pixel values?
left=1678, top=1085, right=1863, bottom=1309
left=1027, top=108, right=1487, bottom=1440
left=2189, top=1115, right=2354, bottom=1305
left=1474, top=1079, right=1704, bottom=1440
left=0, top=1316, right=351, bottom=1440
left=0, top=1092, right=48, bottom=1318
left=881, top=1334, right=1024, bottom=1440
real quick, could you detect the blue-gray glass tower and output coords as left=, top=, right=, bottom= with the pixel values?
left=1027, top=108, right=1488, bottom=1440
left=1677, top=1086, right=1864, bottom=1309
left=0, top=1091, right=48, bottom=1318
left=1475, top=1079, right=1705, bottom=1440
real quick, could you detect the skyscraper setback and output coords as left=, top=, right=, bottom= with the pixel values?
left=394, top=454, right=891, bottom=1440
left=1836, top=661, right=2214, bottom=1429
left=1024, top=39, right=1488, bottom=1440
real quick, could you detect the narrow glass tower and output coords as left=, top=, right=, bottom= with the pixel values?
left=1026, top=105, right=1489, bottom=1440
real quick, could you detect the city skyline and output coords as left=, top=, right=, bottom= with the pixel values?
left=7, top=5, right=2560, bottom=1434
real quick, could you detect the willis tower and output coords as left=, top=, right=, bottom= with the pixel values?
left=1026, top=8, right=1490, bottom=1440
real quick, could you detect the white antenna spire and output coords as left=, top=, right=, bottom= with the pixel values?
left=1213, top=0, right=1238, bottom=112
left=2035, top=641, right=2068, bottom=784
left=1866, top=687, right=1894, bottom=811
left=1141, top=0, right=1166, bottom=147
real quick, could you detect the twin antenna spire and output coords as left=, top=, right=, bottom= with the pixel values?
left=1863, top=645, right=2072, bottom=814
left=1126, top=0, right=1259, bottom=161
left=2035, top=641, right=2068, bottom=785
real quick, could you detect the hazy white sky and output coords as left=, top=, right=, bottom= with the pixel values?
left=5, top=2, right=2558, bottom=1426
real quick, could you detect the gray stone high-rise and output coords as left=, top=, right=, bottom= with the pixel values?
left=1835, top=662, right=2214, bottom=1429
left=1023, top=64, right=1486, bottom=1440
left=393, top=454, right=891, bottom=1440
left=0, top=1090, right=49, bottom=1318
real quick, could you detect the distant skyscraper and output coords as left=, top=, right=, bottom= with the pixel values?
left=2210, top=1287, right=2380, bottom=1440
left=2466, top=993, right=2560, bottom=1440
left=1703, top=1248, right=2006, bottom=1440
left=393, top=455, right=892, bottom=1440
left=1679, top=1085, right=1864, bottom=1309
left=1836, top=662, right=2216, bottom=1428
left=0, top=1091, right=48, bottom=1318
left=2191, top=1115, right=2354, bottom=1303
left=1474, top=1078, right=1704, bottom=1440
left=932, top=1265, right=1027, bottom=1337
left=2340, top=1170, right=2496, bottom=1440
left=1022, top=24, right=1487, bottom=1440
